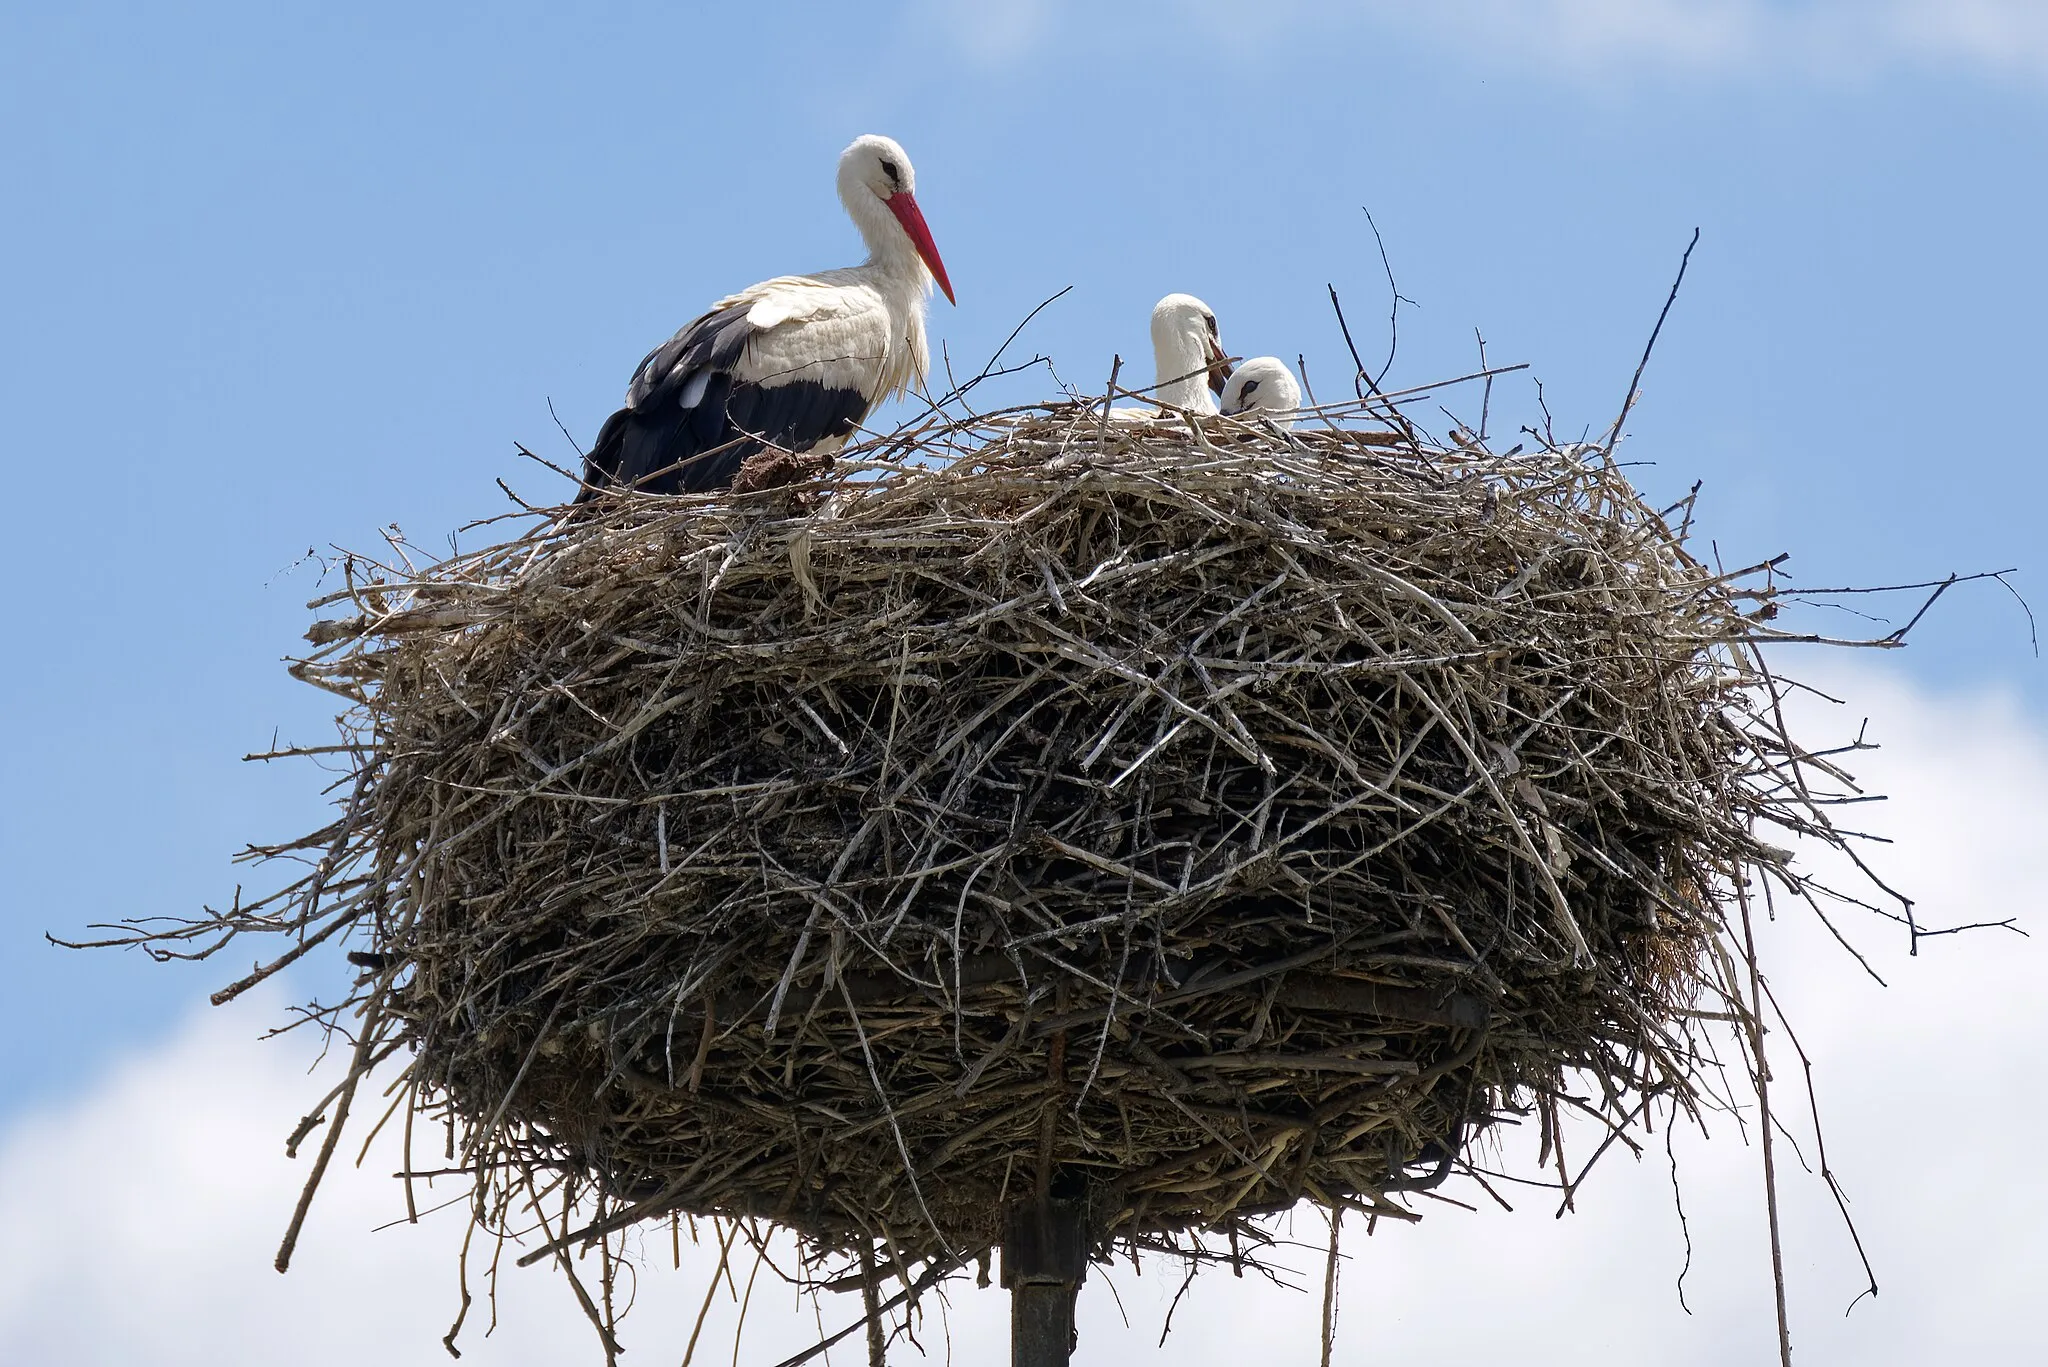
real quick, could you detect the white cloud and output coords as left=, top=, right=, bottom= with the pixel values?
left=1890, top=0, right=2048, bottom=80
left=2, top=661, right=2043, bottom=1364
left=910, top=0, right=1059, bottom=65
left=923, top=0, right=2048, bottom=84
left=1437, top=0, right=2048, bottom=80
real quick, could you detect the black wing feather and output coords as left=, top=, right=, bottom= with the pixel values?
left=577, top=301, right=873, bottom=501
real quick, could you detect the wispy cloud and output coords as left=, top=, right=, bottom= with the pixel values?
left=3, top=665, right=2042, bottom=1364
left=910, top=0, right=1060, bottom=66
left=1888, top=0, right=2048, bottom=79
left=922, top=0, right=2048, bottom=84
left=1399, top=0, right=2048, bottom=79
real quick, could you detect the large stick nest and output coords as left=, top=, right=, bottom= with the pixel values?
left=139, top=399, right=1865, bottom=1293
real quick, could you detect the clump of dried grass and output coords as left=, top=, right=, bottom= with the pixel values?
left=87, top=388, right=1906, bottom=1350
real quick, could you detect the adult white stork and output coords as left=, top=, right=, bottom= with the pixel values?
left=576, top=134, right=955, bottom=500
left=1220, top=356, right=1303, bottom=428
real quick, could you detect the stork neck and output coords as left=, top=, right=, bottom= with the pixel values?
left=1155, top=335, right=1218, bottom=414
left=846, top=191, right=931, bottom=301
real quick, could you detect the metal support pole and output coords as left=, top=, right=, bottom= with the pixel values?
left=1001, top=1196, right=1088, bottom=1367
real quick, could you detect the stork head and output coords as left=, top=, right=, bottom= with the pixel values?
left=838, top=134, right=955, bottom=305
left=1150, top=294, right=1233, bottom=399
left=1221, top=357, right=1304, bottom=429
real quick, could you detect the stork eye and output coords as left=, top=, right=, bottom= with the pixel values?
left=1204, top=314, right=1219, bottom=338
left=1240, top=380, right=1260, bottom=397
left=880, top=159, right=900, bottom=185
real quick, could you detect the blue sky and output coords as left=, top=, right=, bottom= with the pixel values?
left=1, top=3, right=2043, bottom=1362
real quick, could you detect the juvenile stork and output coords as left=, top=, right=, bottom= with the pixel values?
left=1220, top=356, right=1303, bottom=428
left=576, top=134, right=955, bottom=500
left=1143, top=293, right=1233, bottom=414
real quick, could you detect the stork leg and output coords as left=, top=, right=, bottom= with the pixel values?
left=1001, top=1195, right=1088, bottom=1367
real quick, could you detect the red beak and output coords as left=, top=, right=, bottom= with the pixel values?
left=886, top=191, right=956, bottom=305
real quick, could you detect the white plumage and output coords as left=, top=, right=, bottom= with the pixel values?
left=578, top=134, right=954, bottom=499
left=1108, top=293, right=1233, bottom=421
left=1220, top=356, right=1303, bottom=428
left=1147, top=293, right=1231, bottom=414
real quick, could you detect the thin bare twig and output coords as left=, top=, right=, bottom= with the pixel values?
left=1602, top=227, right=1701, bottom=457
